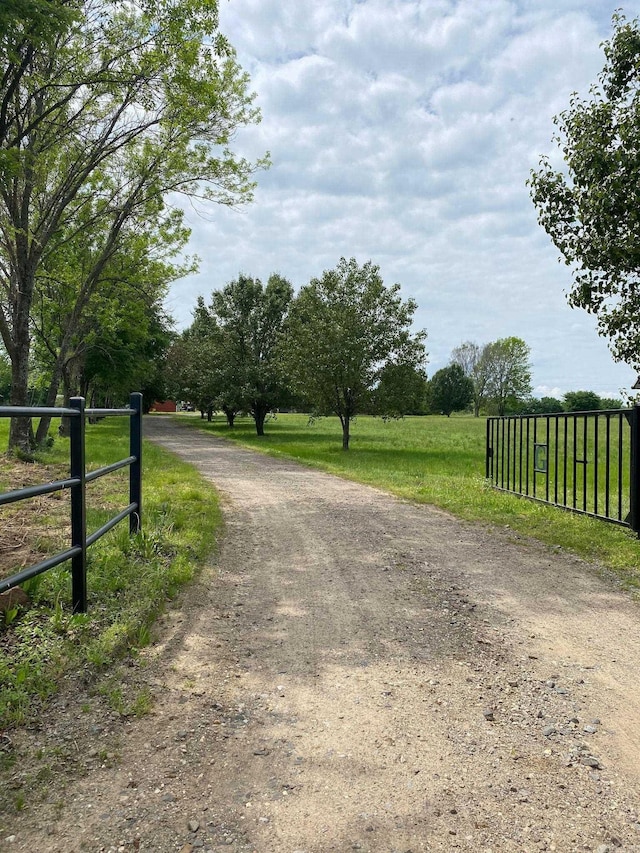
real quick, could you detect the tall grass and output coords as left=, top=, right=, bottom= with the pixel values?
left=179, top=411, right=640, bottom=587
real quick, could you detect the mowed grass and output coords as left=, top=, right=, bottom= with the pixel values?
left=0, top=416, right=221, bottom=730
left=177, top=411, right=640, bottom=588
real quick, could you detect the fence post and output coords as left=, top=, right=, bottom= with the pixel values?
left=129, top=392, right=143, bottom=535
left=69, top=397, right=87, bottom=613
left=630, top=404, right=640, bottom=535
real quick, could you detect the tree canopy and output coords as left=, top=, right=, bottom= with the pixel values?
left=451, top=337, right=532, bottom=415
left=372, top=362, right=428, bottom=417
left=0, top=0, right=266, bottom=450
left=529, top=12, right=640, bottom=371
left=450, top=340, right=491, bottom=417
left=427, top=364, right=473, bottom=417
left=208, top=273, right=293, bottom=435
left=283, top=257, right=427, bottom=449
left=169, top=274, right=293, bottom=435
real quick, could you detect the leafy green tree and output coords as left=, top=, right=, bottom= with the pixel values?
left=451, top=340, right=492, bottom=417
left=484, top=337, right=532, bottom=416
left=0, top=0, right=266, bottom=451
left=214, top=274, right=293, bottom=435
left=180, top=273, right=293, bottom=435
left=426, top=364, right=473, bottom=417
left=283, top=258, right=427, bottom=450
left=563, top=390, right=602, bottom=412
left=372, top=363, right=428, bottom=417
left=539, top=396, right=565, bottom=413
left=530, top=12, right=640, bottom=371
left=166, top=298, right=230, bottom=422
left=30, top=218, right=188, bottom=441
left=599, top=396, right=623, bottom=410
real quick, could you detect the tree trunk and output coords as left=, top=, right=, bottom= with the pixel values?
left=58, top=367, right=78, bottom=437
left=341, top=418, right=350, bottom=450
left=253, top=401, right=269, bottom=436
left=223, top=406, right=235, bottom=428
left=8, top=336, right=34, bottom=453
left=34, top=361, right=65, bottom=446
left=207, top=407, right=213, bottom=422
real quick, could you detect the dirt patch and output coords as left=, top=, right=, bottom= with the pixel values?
left=0, top=459, right=70, bottom=581
left=2, top=416, right=640, bottom=852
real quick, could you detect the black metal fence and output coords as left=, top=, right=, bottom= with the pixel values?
left=0, top=393, right=143, bottom=612
left=486, top=406, right=640, bottom=533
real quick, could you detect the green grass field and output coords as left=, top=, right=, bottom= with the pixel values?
left=176, top=411, right=640, bottom=587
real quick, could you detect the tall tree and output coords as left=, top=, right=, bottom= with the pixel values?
left=529, top=12, right=640, bottom=371
left=484, top=337, right=532, bottom=416
left=202, top=273, right=293, bottom=435
left=373, top=362, right=428, bottom=417
left=283, top=258, right=427, bottom=450
left=0, top=0, right=266, bottom=451
left=451, top=340, right=492, bottom=417
left=427, top=364, right=473, bottom=417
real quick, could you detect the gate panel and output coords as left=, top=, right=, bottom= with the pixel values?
left=486, top=408, right=636, bottom=530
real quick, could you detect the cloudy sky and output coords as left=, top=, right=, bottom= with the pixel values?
left=167, top=0, right=637, bottom=400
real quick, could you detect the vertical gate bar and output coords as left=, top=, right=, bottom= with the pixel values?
left=500, top=418, right=505, bottom=489
left=605, top=414, right=611, bottom=519
left=545, top=416, right=550, bottom=502
left=512, top=418, right=517, bottom=492
left=630, top=406, right=640, bottom=532
left=533, top=417, right=538, bottom=497
left=493, top=418, right=498, bottom=484
left=554, top=415, right=559, bottom=505
left=507, top=418, right=511, bottom=490
left=513, top=417, right=522, bottom=492
left=512, top=418, right=517, bottom=491
left=593, top=415, right=599, bottom=516
left=485, top=418, right=490, bottom=480
left=518, top=417, right=523, bottom=493
left=69, top=397, right=87, bottom=614
left=582, top=415, right=588, bottom=512
left=619, top=413, right=624, bottom=522
left=572, top=416, right=578, bottom=509
left=129, top=392, right=143, bottom=535
left=563, top=415, right=568, bottom=507
left=525, top=418, right=531, bottom=495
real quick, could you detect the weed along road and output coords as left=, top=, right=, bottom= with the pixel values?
left=9, top=415, right=640, bottom=852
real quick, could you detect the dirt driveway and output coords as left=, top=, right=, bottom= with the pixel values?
left=5, top=416, right=640, bottom=853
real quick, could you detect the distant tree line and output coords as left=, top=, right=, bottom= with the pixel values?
left=432, top=340, right=623, bottom=417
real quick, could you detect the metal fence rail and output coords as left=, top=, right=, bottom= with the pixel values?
left=486, top=406, right=640, bottom=533
left=0, top=392, right=143, bottom=612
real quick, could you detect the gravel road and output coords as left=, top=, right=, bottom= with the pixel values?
left=4, top=415, right=640, bottom=853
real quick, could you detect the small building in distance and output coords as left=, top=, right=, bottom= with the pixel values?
left=150, top=400, right=176, bottom=413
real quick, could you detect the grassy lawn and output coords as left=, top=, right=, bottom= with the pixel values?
left=0, top=417, right=222, bottom=729
left=176, top=411, right=640, bottom=588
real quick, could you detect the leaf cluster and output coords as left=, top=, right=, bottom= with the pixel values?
left=529, top=12, right=640, bottom=369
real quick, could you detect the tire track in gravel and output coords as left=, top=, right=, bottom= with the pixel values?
left=5, top=415, right=640, bottom=853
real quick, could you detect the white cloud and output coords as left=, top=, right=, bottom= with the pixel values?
left=168, top=0, right=636, bottom=398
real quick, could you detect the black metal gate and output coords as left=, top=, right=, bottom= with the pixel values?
left=486, top=406, right=640, bottom=533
